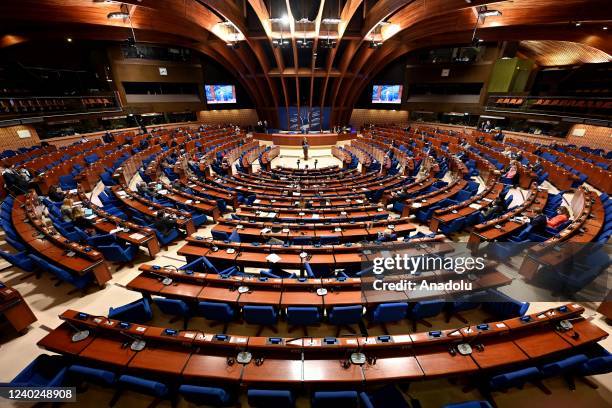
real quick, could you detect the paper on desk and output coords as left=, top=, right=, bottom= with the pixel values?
left=85, top=215, right=97, bottom=220
left=412, top=203, right=422, bottom=208
left=261, top=228, right=271, bottom=233
left=266, top=253, right=281, bottom=263
left=110, top=228, right=122, bottom=234
left=292, top=192, right=300, bottom=196
left=157, top=189, right=168, bottom=195
left=469, top=203, right=482, bottom=210
left=129, top=233, right=146, bottom=240
left=185, top=199, right=193, bottom=204
left=253, top=199, right=261, bottom=204
left=311, top=214, right=320, bottom=219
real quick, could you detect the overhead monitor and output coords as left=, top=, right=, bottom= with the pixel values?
left=205, top=84, right=236, bottom=104
left=372, top=84, right=403, bottom=104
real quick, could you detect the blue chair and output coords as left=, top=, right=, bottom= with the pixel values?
left=577, top=349, right=612, bottom=388
left=442, top=402, right=493, bottom=408
left=179, top=385, right=235, bottom=407
left=197, top=256, right=238, bottom=276
left=6, top=236, right=27, bottom=252
left=369, top=302, right=409, bottom=333
left=86, top=233, right=118, bottom=247
left=360, top=385, right=410, bottom=408
left=108, top=298, right=153, bottom=323
left=540, top=354, right=588, bottom=390
left=328, top=305, right=363, bottom=336
left=481, top=290, right=529, bottom=319
left=312, top=391, right=359, bottom=408
left=197, top=301, right=235, bottom=332
left=59, top=174, right=77, bottom=190
left=111, top=375, right=169, bottom=408
left=243, top=305, right=278, bottom=335
left=304, top=261, right=330, bottom=278
left=489, top=366, right=548, bottom=394
left=445, top=293, right=482, bottom=323
left=66, top=364, right=116, bottom=388
left=259, top=268, right=296, bottom=279
left=286, top=307, right=320, bottom=335
left=248, top=389, right=295, bottom=408
left=408, top=300, right=446, bottom=331
left=152, top=297, right=191, bottom=329
left=0, top=249, right=34, bottom=272
left=228, top=229, right=241, bottom=243
left=9, top=354, right=67, bottom=387
left=151, top=227, right=180, bottom=249
left=97, top=243, right=139, bottom=269
left=29, top=254, right=92, bottom=291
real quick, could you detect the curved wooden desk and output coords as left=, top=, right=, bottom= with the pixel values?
left=253, top=132, right=356, bottom=146
left=37, top=303, right=607, bottom=386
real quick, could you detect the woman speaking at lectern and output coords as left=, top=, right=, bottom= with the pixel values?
left=302, top=137, right=309, bottom=160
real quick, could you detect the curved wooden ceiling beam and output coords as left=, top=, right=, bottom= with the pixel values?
left=247, top=0, right=291, bottom=129
left=309, top=0, right=326, bottom=127
left=319, top=0, right=363, bottom=129
left=285, top=0, right=301, bottom=125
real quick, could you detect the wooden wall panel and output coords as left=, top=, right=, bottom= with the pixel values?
left=0, top=125, right=40, bottom=150
left=197, top=109, right=258, bottom=126
left=567, top=124, right=612, bottom=151
left=349, top=109, right=410, bottom=128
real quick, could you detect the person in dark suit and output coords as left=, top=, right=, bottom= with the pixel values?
left=302, top=137, right=309, bottom=160
left=153, top=211, right=177, bottom=236
left=482, top=196, right=507, bottom=219
left=48, top=185, right=65, bottom=202
left=103, top=131, right=115, bottom=144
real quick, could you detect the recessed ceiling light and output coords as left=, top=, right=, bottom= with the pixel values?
left=604, top=26, right=609, bottom=30
left=66, top=37, right=73, bottom=42
left=575, top=22, right=582, bottom=27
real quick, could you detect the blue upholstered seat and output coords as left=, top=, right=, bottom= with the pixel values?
left=153, top=297, right=191, bottom=328
left=29, top=254, right=92, bottom=289
left=248, top=389, right=295, bottom=408
left=287, top=307, right=320, bottom=330
left=408, top=300, right=446, bottom=330
left=67, top=364, right=116, bottom=386
left=179, top=384, right=234, bottom=407
left=198, top=301, right=235, bottom=325
left=312, top=391, right=359, bottom=408
left=97, top=243, right=139, bottom=264
left=371, top=302, right=409, bottom=324
left=116, top=374, right=168, bottom=399
left=481, top=290, right=529, bottom=319
left=0, top=249, right=34, bottom=271
left=108, top=298, right=152, bottom=323
left=10, top=354, right=67, bottom=387
left=243, top=305, right=277, bottom=327
left=489, top=366, right=541, bottom=390
left=540, top=354, right=589, bottom=377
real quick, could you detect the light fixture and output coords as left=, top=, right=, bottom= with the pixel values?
left=66, top=37, right=73, bottom=42
left=322, top=18, right=341, bottom=24
left=107, top=11, right=130, bottom=19
left=280, top=15, right=290, bottom=25
left=574, top=21, right=582, bottom=27
left=604, top=26, right=609, bottom=30
left=478, top=9, right=502, bottom=17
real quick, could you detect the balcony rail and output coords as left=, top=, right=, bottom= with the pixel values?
left=0, top=94, right=121, bottom=119
left=486, top=95, right=612, bottom=121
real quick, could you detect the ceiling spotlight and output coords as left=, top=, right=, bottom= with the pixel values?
left=107, top=11, right=130, bottom=19
left=574, top=21, right=582, bottom=27
left=281, top=15, right=290, bottom=25
left=478, top=10, right=502, bottom=17
left=604, top=26, right=609, bottom=30
left=66, top=37, right=73, bottom=42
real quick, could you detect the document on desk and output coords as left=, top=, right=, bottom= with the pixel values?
left=266, top=212, right=277, bottom=218
left=110, top=228, right=122, bottom=234
left=266, top=253, right=281, bottom=263
left=157, top=189, right=168, bottom=195
left=253, top=199, right=261, bottom=204
left=469, top=203, right=482, bottom=210
left=292, top=192, right=301, bottom=196
left=261, top=227, right=271, bottom=234
left=412, top=203, right=422, bottom=208
left=129, top=233, right=146, bottom=240
left=185, top=199, right=193, bottom=204
left=311, top=214, right=320, bottom=219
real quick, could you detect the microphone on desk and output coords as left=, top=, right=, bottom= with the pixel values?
left=64, top=320, right=91, bottom=343
left=118, top=331, right=146, bottom=351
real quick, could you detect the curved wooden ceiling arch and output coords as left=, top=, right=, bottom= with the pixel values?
left=0, top=0, right=610, bottom=128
